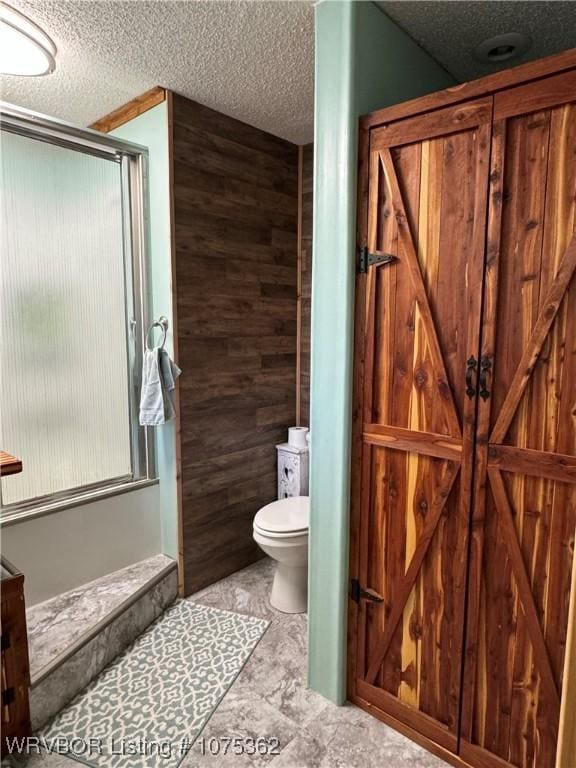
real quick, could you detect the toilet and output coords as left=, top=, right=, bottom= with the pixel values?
left=253, top=495, right=309, bottom=614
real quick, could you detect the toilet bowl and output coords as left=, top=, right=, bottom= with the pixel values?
left=253, top=496, right=309, bottom=614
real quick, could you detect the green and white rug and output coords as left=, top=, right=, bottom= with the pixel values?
left=40, top=601, right=269, bottom=768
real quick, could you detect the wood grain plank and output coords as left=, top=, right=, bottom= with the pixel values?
left=463, top=98, right=576, bottom=767
left=365, top=461, right=460, bottom=684
left=360, top=50, right=576, bottom=130
left=536, top=102, right=576, bottom=768
left=441, top=119, right=491, bottom=733
left=490, top=231, right=576, bottom=445
left=298, top=144, right=313, bottom=427
left=349, top=122, right=371, bottom=696
left=494, top=68, right=576, bottom=120
left=356, top=680, right=457, bottom=753
left=377, top=143, right=420, bottom=697
left=89, top=87, right=166, bottom=133
left=380, top=148, right=462, bottom=439
left=166, top=92, right=186, bottom=597
left=555, top=527, right=576, bottom=768
left=488, top=445, right=576, bottom=484
left=352, top=692, right=473, bottom=768
left=363, top=150, right=383, bottom=427
left=1, top=567, right=31, bottom=753
left=487, top=469, right=561, bottom=716
left=355, top=101, right=491, bottom=745
left=172, top=93, right=298, bottom=595
left=363, top=424, right=462, bottom=462
left=460, top=741, right=526, bottom=768
left=497, top=109, right=552, bottom=765
left=406, top=138, right=440, bottom=714
left=0, top=451, right=22, bottom=477
left=371, top=98, right=492, bottom=150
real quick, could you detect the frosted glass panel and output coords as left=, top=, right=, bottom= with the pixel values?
left=0, top=131, right=133, bottom=505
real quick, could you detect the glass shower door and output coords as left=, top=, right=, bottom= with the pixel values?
left=0, top=128, right=141, bottom=509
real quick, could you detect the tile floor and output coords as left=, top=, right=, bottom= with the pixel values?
left=182, top=558, right=448, bottom=768
left=15, top=557, right=448, bottom=768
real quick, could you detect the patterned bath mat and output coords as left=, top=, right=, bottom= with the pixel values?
left=39, top=601, right=269, bottom=768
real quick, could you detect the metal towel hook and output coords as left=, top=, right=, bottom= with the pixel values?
left=146, top=316, right=169, bottom=350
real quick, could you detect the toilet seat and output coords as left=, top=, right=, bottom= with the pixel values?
left=252, top=496, right=309, bottom=612
left=253, top=496, right=309, bottom=538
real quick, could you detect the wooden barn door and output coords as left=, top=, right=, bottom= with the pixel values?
left=460, top=70, right=576, bottom=768
left=348, top=97, right=493, bottom=753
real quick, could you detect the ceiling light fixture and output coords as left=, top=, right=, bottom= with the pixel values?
left=0, top=2, right=56, bottom=76
left=474, top=32, right=532, bottom=65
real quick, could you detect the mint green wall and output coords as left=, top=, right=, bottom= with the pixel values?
left=308, top=0, right=455, bottom=704
left=112, top=103, right=179, bottom=559
left=354, top=1, right=454, bottom=114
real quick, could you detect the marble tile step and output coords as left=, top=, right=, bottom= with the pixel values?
left=27, top=554, right=178, bottom=731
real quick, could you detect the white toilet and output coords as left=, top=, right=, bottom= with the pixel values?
left=253, top=495, right=309, bottom=614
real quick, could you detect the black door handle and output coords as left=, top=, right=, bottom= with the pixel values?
left=465, top=356, right=478, bottom=399
left=479, top=356, right=492, bottom=400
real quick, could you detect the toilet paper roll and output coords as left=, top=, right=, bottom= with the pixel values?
left=288, top=426, right=309, bottom=450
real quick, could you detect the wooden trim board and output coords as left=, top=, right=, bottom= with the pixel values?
left=89, top=87, right=166, bottom=133
left=0, top=451, right=22, bottom=476
left=298, top=144, right=314, bottom=427
left=361, top=47, right=576, bottom=130
left=166, top=91, right=185, bottom=600
left=350, top=694, right=474, bottom=768
left=296, top=144, right=304, bottom=426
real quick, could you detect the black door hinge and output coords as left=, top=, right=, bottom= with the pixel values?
left=350, top=578, right=384, bottom=604
left=358, top=246, right=397, bottom=274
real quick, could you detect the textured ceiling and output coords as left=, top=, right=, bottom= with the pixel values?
left=0, top=0, right=315, bottom=144
left=3, top=2, right=574, bottom=144
left=378, top=1, right=576, bottom=82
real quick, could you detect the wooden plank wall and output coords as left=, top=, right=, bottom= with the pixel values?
left=171, top=94, right=299, bottom=595
left=299, top=143, right=313, bottom=426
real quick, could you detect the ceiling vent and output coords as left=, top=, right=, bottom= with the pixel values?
left=474, top=32, right=532, bottom=65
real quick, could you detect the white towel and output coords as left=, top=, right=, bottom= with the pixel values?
left=139, top=347, right=182, bottom=426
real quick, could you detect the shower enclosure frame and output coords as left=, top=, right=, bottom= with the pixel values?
left=0, top=102, right=156, bottom=525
